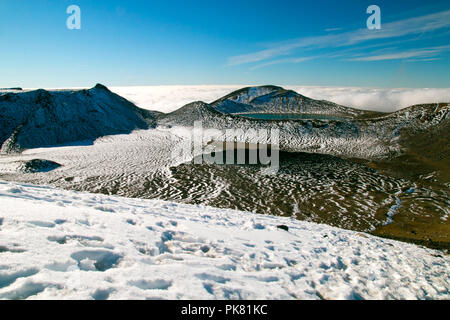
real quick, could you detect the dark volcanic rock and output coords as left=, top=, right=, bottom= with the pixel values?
left=19, top=159, right=62, bottom=173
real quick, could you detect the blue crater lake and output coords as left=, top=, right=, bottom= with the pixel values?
left=238, top=113, right=348, bottom=121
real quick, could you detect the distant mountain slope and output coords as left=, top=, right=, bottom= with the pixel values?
left=210, top=85, right=369, bottom=118
left=157, top=101, right=224, bottom=126
left=367, top=103, right=450, bottom=181
left=0, top=84, right=160, bottom=153
left=157, top=87, right=449, bottom=161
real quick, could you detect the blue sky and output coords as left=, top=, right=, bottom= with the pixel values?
left=0, top=0, right=449, bottom=88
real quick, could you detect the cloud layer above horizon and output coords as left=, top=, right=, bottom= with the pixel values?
left=110, top=85, right=450, bottom=113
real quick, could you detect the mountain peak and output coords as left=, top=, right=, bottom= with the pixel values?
left=93, top=83, right=110, bottom=91
left=212, top=85, right=282, bottom=105
left=209, top=85, right=361, bottom=117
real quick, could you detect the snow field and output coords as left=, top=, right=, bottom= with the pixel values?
left=0, top=181, right=448, bottom=300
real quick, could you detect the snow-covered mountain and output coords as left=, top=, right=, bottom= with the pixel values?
left=0, top=84, right=159, bottom=154
left=0, top=180, right=448, bottom=300
left=210, top=85, right=367, bottom=117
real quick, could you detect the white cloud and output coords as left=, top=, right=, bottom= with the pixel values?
left=110, top=85, right=450, bottom=113
left=250, top=57, right=313, bottom=70
left=325, top=28, right=343, bottom=32
left=228, top=10, right=450, bottom=66
left=349, top=45, right=450, bottom=61
left=110, top=85, right=244, bottom=113
left=286, top=86, right=450, bottom=112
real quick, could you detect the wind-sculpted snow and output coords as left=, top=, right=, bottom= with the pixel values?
left=1, top=126, right=447, bottom=237
left=158, top=91, right=449, bottom=160
left=0, top=181, right=448, bottom=300
left=159, top=102, right=381, bottom=159
left=0, top=84, right=158, bottom=154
